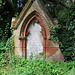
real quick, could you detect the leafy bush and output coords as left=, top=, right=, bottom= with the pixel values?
left=0, top=35, right=14, bottom=55
left=0, top=52, right=6, bottom=67
left=0, top=41, right=5, bottom=48
left=56, top=3, right=75, bottom=61
left=49, top=24, right=59, bottom=43
left=5, top=35, right=14, bottom=55
left=0, top=53, right=75, bottom=75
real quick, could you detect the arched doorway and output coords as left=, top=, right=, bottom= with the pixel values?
left=26, top=22, right=43, bottom=58
left=20, top=11, right=48, bottom=58
left=11, top=0, right=64, bottom=62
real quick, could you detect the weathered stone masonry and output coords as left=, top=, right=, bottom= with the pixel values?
left=11, top=0, right=64, bottom=62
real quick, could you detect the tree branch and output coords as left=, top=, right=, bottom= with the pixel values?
left=49, top=0, right=70, bottom=9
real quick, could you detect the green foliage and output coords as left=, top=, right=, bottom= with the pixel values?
left=0, top=1, right=74, bottom=75
left=0, top=0, right=28, bottom=42
left=1, top=23, right=10, bottom=42
left=0, top=41, right=5, bottom=48
left=5, top=35, right=14, bottom=55
left=0, top=53, right=75, bottom=75
left=0, top=53, right=7, bottom=67
left=0, top=0, right=75, bottom=62
left=49, top=24, right=59, bottom=43
left=0, top=35, right=14, bottom=56
left=47, top=1, right=75, bottom=61
left=0, top=0, right=14, bottom=29
left=43, top=0, right=75, bottom=61
left=56, top=3, right=75, bottom=61
left=14, top=12, right=19, bottom=17
left=69, top=67, right=75, bottom=75
left=0, top=23, right=13, bottom=54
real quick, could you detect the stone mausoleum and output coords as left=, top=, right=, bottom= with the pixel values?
left=11, top=0, right=64, bottom=62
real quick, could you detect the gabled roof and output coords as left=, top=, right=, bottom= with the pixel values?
left=18, top=0, right=35, bottom=21
left=11, top=0, right=34, bottom=29
left=11, top=0, right=57, bottom=29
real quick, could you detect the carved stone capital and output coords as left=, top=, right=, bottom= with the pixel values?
left=19, top=36, right=26, bottom=40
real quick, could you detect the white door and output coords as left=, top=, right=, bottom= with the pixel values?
left=27, top=22, right=43, bottom=58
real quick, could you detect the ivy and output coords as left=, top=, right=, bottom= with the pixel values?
left=49, top=24, right=59, bottom=43
left=48, top=3, right=75, bottom=61
left=0, top=54, right=75, bottom=75
left=56, top=3, right=75, bottom=61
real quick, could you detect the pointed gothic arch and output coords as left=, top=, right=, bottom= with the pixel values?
left=11, top=0, right=64, bottom=62
left=20, top=10, right=50, bottom=37
left=20, top=11, right=50, bottom=58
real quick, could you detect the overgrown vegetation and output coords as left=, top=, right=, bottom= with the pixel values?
left=0, top=0, right=75, bottom=74
left=56, top=3, right=75, bottom=61
left=47, top=3, right=75, bottom=61
left=0, top=53, right=75, bottom=75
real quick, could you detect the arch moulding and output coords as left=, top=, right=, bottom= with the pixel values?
left=19, top=11, right=50, bottom=58
left=11, top=0, right=64, bottom=62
